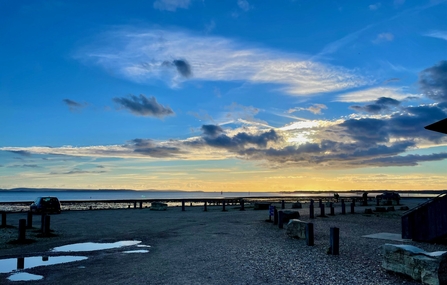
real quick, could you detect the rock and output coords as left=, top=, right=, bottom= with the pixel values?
left=281, top=210, right=300, bottom=223
left=291, top=202, right=302, bottom=209
left=254, top=202, right=271, bottom=210
left=382, top=244, right=447, bottom=285
left=286, top=219, right=307, bottom=239
left=150, top=202, right=167, bottom=211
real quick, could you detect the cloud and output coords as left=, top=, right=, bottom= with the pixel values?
left=287, top=104, right=328, bottom=115
left=419, top=60, right=447, bottom=103
left=336, top=87, right=415, bottom=102
left=237, top=0, right=251, bottom=11
left=201, top=125, right=224, bottom=137
left=80, top=28, right=368, bottom=96
left=394, top=0, right=405, bottom=6
left=425, top=30, right=447, bottom=41
left=8, top=164, right=41, bottom=168
left=63, top=99, right=87, bottom=112
left=51, top=168, right=107, bottom=175
left=373, top=33, right=394, bottom=43
left=153, top=0, right=191, bottom=11
left=113, top=94, right=175, bottom=118
left=8, top=150, right=32, bottom=157
left=369, top=3, right=382, bottom=10
left=162, top=59, right=192, bottom=78
left=384, top=78, right=400, bottom=84
left=350, top=97, right=400, bottom=114
left=361, top=153, right=447, bottom=167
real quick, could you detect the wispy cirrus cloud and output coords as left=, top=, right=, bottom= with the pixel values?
left=287, top=104, right=327, bottom=115
left=63, top=99, right=87, bottom=112
left=153, top=0, right=191, bottom=11
left=79, top=28, right=368, bottom=96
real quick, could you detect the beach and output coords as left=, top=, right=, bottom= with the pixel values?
left=1, top=198, right=446, bottom=285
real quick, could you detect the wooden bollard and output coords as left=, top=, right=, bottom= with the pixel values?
left=309, top=201, right=314, bottom=219
left=204, top=201, right=207, bottom=212
left=18, top=219, right=26, bottom=241
left=273, top=208, right=278, bottom=225
left=181, top=200, right=185, bottom=211
left=319, top=199, right=322, bottom=208
left=350, top=202, right=355, bottom=214
left=341, top=199, right=346, bottom=215
left=134, top=201, right=137, bottom=208
left=306, top=223, right=314, bottom=246
left=27, top=211, right=33, bottom=228
left=140, top=202, right=143, bottom=209
left=222, top=200, right=227, bottom=212
left=40, top=214, right=46, bottom=232
left=329, top=203, right=335, bottom=216
left=43, top=215, right=51, bottom=236
left=319, top=204, right=325, bottom=217
left=1, top=211, right=6, bottom=228
left=329, top=227, right=340, bottom=255
left=281, top=200, right=285, bottom=209
left=278, top=211, right=284, bottom=229
left=240, top=199, right=245, bottom=211
left=17, top=257, right=25, bottom=270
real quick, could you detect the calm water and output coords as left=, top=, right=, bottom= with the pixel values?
left=0, top=190, right=438, bottom=202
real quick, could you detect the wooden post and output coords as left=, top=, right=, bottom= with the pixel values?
left=27, top=211, right=33, bottom=228
left=341, top=199, right=346, bottom=215
left=134, top=201, right=137, bottom=208
left=240, top=199, right=245, bottom=211
left=278, top=211, right=284, bottom=229
left=273, top=208, right=278, bottom=225
left=140, top=201, right=143, bottom=209
left=204, top=201, right=207, bottom=211
left=306, top=223, right=314, bottom=246
left=18, top=219, right=26, bottom=241
left=309, top=200, right=314, bottom=219
left=17, top=257, right=25, bottom=270
left=330, top=227, right=340, bottom=255
left=40, top=214, right=46, bottom=232
left=281, top=200, right=285, bottom=209
left=350, top=202, right=355, bottom=214
left=320, top=204, right=325, bottom=217
left=182, top=200, right=185, bottom=211
left=329, top=203, right=335, bottom=216
left=44, top=215, right=51, bottom=236
left=1, top=211, right=6, bottom=228
left=222, top=200, right=227, bottom=211
left=319, top=199, right=322, bottom=208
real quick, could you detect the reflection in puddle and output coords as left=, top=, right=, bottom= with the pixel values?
left=8, top=272, right=44, bottom=281
left=122, top=250, right=149, bottom=254
left=52, top=240, right=142, bottom=252
left=0, top=256, right=88, bottom=274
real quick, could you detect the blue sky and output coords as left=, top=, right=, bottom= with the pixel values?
left=1, top=0, right=447, bottom=191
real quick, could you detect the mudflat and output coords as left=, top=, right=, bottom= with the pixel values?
left=1, top=199, right=445, bottom=285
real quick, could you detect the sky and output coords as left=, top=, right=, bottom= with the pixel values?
left=1, top=0, right=447, bottom=191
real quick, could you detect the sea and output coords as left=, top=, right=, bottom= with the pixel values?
left=0, top=189, right=439, bottom=203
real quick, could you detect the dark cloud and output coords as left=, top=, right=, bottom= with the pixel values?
left=8, top=150, right=31, bottom=157
left=202, top=129, right=279, bottom=149
left=162, top=59, right=192, bottom=78
left=384, top=78, right=400, bottom=84
left=51, top=168, right=107, bottom=175
left=113, top=94, right=174, bottom=118
left=340, top=118, right=388, bottom=145
left=63, top=99, right=87, bottom=112
left=419, top=60, right=447, bottom=102
left=360, top=153, right=447, bottom=167
left=201, top=125, right=224, bottom=137
left=8, top=164, right=40, bottom=168
left=349, top=97, right=400, bottom=114
left=126, top=139, right=184, bottom=158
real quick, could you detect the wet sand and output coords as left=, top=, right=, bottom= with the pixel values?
left=1, top=199, right=445, bottom=285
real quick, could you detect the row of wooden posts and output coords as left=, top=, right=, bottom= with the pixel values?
left=1, top=211, right=53, bottom=243
left=270, top=199, right=345, bottom=255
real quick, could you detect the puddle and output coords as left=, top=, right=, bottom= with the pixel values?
left=0, top=256, right=88, bottom=274
left=8, top=272, right=44, bottom=281
left=122, top=250, right=149, bottom=254
left=52, top=240, right=142, bottom=252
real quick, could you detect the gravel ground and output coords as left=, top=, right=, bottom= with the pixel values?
left=1, top=199, right=446, bottom=285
